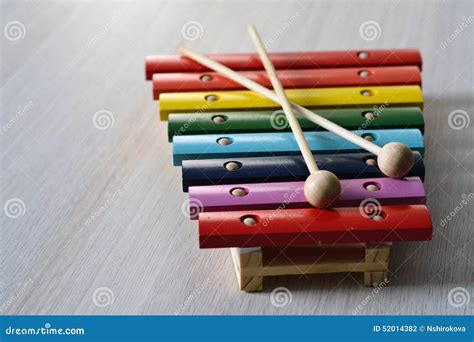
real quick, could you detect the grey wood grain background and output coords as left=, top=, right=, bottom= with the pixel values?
left=1, top=0, right=472, bottom=315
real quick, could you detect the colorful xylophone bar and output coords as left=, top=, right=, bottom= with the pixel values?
left=145, top=48, right=432, bottom=291
left=167, top=107, right=425, bottom=141
left=145, top=49, right=422, bottom=79
left=158, top=85, right=424, bottom=120
left=181, top=152, right=426, bottom=191
left=198, top=205, right=432, bottom=248
left=152, top=66, right=422, bottom=99
left=172, top=129, right=425, bottom=165
left=187, top=177, right=426, bottom=219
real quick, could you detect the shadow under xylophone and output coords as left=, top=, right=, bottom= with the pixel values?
left=145, top=49, right=432, bottom=291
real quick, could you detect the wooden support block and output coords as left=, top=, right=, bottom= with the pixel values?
left=364, top=243, right=391, bottom=287
left=230, top=244, right=391, bottom=291
left=230, top=248, right=263, bottom=292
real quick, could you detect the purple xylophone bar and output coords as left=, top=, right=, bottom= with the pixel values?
left=187, top=177, right=426, bottom=219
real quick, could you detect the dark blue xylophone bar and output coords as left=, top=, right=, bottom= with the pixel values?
left=181, top=151, right=425, bottom=192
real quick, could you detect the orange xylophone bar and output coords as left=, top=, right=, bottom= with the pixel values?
left=145, top=49, right=422, bottom=80
left=152, top=66, right=421, bottom=98
left=198, top=205, right=432, bottom=249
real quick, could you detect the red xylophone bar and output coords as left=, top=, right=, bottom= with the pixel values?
left=145, top=49, right=422, bottom=80
left=198, top=205, right=432, bottom=249
left=152, top=66, right=421, bottom=99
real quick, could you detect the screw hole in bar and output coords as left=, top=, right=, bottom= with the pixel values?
left=362, top=111, right=376, bottom=120
left=371, top=210, right=386, bottom=221
left=224, top=161, right=241, bottom=171
left=217, top=137, right=233, bottom=145
left=364, top=157, right=377, bottom=166
left=230, top=187, right=248, bottom=197
left=363, top=182, right=381, bottom=191
left=200, top=74, right=213, bottom=82
left=361, top=133, right=376, bottom=142
left=212, top=115, right=227, bottom=123
left=241, top=215, right=258, bottom=226
left=205, top=94, right=218, bottom=102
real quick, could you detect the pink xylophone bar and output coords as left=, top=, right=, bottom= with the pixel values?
left=145, top=49, right=422, bottom=80
left=152, top=66, right=422, bottom=99
left=188, top=177, right=426, bottom=219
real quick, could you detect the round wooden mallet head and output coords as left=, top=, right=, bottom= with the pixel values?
left=377, top=142, right=414, bottom=178
left=304, top=170, right=341, bottom=209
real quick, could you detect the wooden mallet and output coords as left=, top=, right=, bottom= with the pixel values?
left=247, top=25, right=341, bottom=208
left=178, top=47, right=414, bottom=180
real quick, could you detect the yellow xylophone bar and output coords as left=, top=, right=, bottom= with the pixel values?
left=159, top=85, right=423, bottom=120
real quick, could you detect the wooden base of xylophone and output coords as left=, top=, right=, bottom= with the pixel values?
left=230, top=243, right=390, bottom=292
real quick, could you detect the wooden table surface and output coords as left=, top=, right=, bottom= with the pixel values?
left=1, top=0, right=472, bottom=315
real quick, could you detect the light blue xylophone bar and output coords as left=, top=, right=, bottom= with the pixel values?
left=172, top=129, right=424, bottom=166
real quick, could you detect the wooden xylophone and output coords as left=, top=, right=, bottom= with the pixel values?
left=145, top=48, right=432, bottom=291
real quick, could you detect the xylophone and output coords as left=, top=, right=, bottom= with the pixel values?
left=145, top=30, right=432, bottom=291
